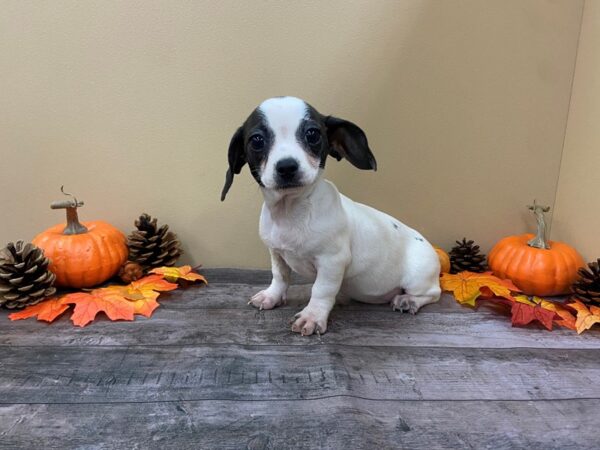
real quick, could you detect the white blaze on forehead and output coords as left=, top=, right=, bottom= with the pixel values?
left=258, top=97, right=308, bottom=138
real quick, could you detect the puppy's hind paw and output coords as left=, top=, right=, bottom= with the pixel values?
left=391, top=294, right=437, bottom=315
left=249, top=290, right=285, bottom=310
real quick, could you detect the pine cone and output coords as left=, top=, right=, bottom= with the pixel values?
left=449, top=238, right=487, bottom=274
left=572, top=259, right=600, bottom=306
left=0, top=241, right=57, bottom=309
left=127, top=214, right=182, bottom=270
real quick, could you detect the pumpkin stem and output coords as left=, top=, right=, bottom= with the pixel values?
left=526, top=200, right=550, bottom=249
left=50, top=186, right=88, bottom=235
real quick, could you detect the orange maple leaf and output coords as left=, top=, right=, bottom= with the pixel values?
left=493, top=276, right=521, bottom=293
left=150, top=265, right=207, bottom=284
left=101, top=284, right=161, bottom=318
left=118, top=274, right=177, bottom=317
left=554, top=308, right=578, bottom=331
left=440, top=271, right=516, bottom=307
left=96, top=275, right=176, bottom=319
left=7, top=273, right=182, bottom=327
left=568, top=299, right=600, bottom=334
left=61, top=290, right=135, bottom=327
left=129, top=274, right=179, bottom=292
left=8, top=297, right=70, bottom=323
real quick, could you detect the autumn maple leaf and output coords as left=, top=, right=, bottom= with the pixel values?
left=494, top=294, right=578, bottom=331
left=61, top=290, right=135, bottom=327
left=100, top=285, right=159, bottom=317
left=568, top=299, right=600, bottom=334
left=517, top=296, right=578, bottom=331
left=150, top=265, right=207, bottom=284
left=7, top=271, right=188, bottom=326
left=510, top=301, right=556, bottom=331
left=101, top=275, right=177, bottom=317
left=553, top=307, right=578, bottom=331
left=8, top=297, right=70, bottom=323
left=440, top=271, right=517, bottom=307
left=8, top=274, right=180, bottom=326
left=130, top=274, right=179, bottom=292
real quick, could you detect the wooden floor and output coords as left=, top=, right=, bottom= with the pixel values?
left=1, top=268, right=599, bottom=450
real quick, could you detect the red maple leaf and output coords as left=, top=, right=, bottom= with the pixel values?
left=510, top=302, right=556, bottom=331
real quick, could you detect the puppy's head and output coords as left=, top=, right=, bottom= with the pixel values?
left=221, top=96, right=377, bottom=201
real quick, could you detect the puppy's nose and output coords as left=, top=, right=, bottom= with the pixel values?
left=276, top=158, right=299, bottom=180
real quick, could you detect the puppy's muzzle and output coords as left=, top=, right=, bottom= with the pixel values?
left=275, top=158, right=302, bottom=188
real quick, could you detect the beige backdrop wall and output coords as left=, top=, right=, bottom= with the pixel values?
left=553, top=0, right=600, bottom=262
left=0, top=0, right=584, bottom=269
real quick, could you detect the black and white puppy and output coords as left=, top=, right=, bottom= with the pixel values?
left=222, top=97, right=441, bottom=336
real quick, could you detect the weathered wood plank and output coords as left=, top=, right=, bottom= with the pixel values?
left=0, top=269, right=597, bottom=449
left=156, top=283, right=474, bottom=312
left=0, top=345, right=598, bottom=404
left=2, top=299, right=598, bottom=349
left=5, top=269, right=591, bottom=351
left=0, top=399, right=598, bottom=450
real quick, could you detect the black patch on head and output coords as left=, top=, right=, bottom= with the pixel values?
left=296, top=104, right=330, bottom=169
left=392, top=222, right=399, bottom=230
left=221, top=108, right=274, bottom=201
left=415, top=237, right=424, bottom=242
left=243, top=109, right=274, bottom=185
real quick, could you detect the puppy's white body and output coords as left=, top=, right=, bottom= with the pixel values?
left=259, top=177, right=440, bottom=307
left=223, top=97, right=441, bottom=335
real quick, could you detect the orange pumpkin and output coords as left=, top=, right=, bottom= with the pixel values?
left=488, top=201, right=585, bottom=296
left=434, top=246, right=451, bottom=274
left=32, top=189, right=128, bottom=288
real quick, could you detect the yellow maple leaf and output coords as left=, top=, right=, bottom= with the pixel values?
left=150, top=265, right=207, bottom=284
left=130, top=294, right=160, bottom=317
left=440, top=271, right=515, bottom=307
left=569, top=300, right=600, bottom=334
left=514, top=295, right=537, bottom=307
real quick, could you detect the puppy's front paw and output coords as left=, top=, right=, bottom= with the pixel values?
left=249, top=290, right=285, bottom=310
left=291, top=306, right=328, bottom=336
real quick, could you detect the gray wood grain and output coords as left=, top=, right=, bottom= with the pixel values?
left=0, top=344, right=598, bottom=404
left=1, top=268, right=598, bottom=450
left=0, top=399, right=598, bottom=450
left=152, top=283, right=483, bottom=312
left=1, top=291, right=598, bottom=349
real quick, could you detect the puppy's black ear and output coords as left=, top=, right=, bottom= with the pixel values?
left=221, top=126, right=245, bottom=201
left=324, top=116, right=377, bottom=171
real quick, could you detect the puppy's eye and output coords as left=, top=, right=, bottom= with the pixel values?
left=305, top=128, right=321, bottom=145
left=249, top=134, right=265, bottom=151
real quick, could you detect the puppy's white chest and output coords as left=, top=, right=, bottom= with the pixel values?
left=260, top=217, right=306, bottom=252
left=259, top=201, right=311, bottom=251
left=259, top=203, right=318, bottom=278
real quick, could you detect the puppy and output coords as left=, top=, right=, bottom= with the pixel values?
left=221, top=97, right=441, bottom=336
